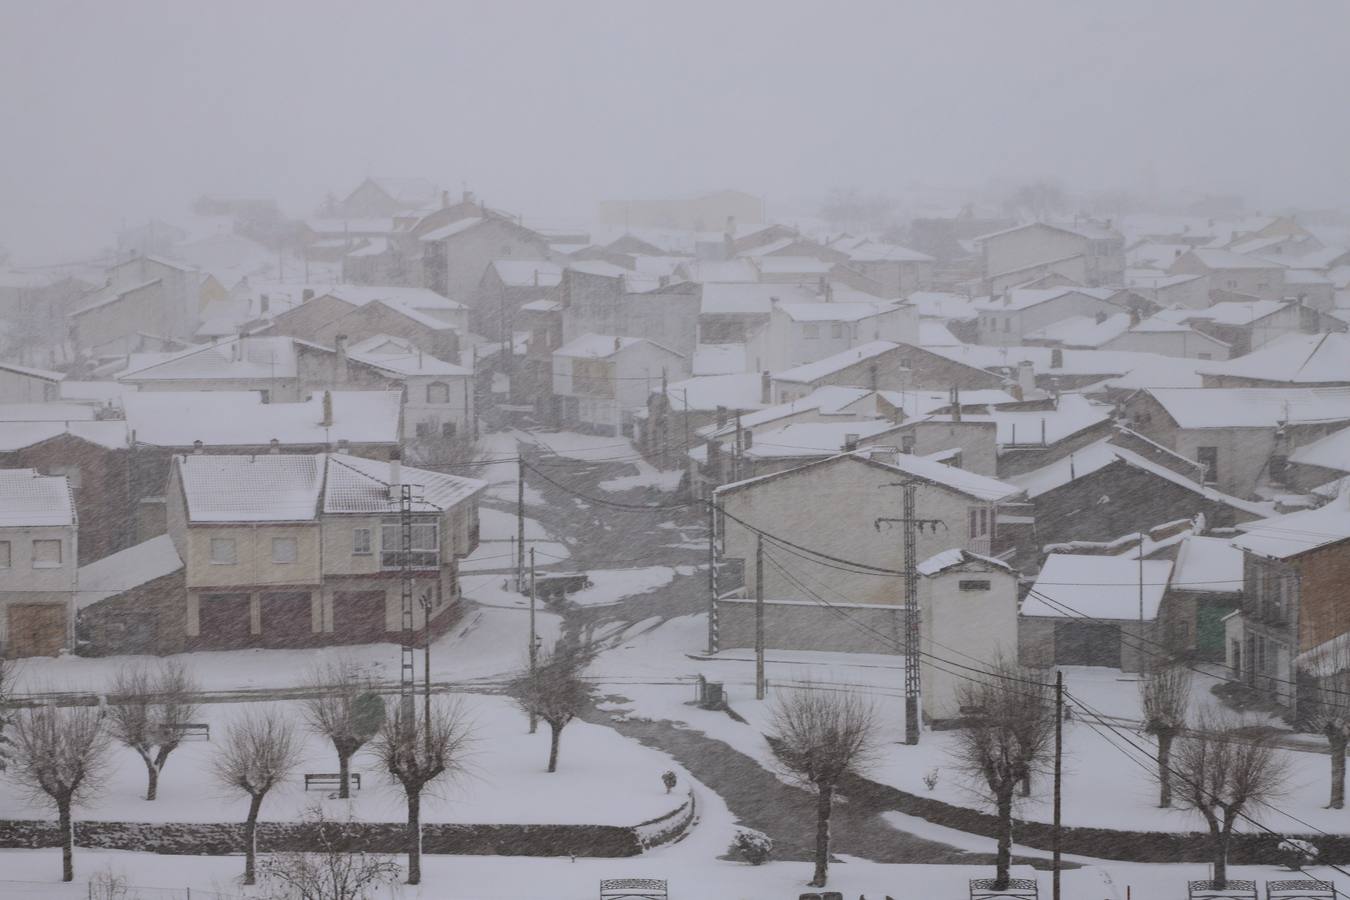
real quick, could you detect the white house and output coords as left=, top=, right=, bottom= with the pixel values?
left=747, top=299, right=917, bottom=372
left=343, top=334, right=474, bottom=441
left=974, top=288, right=1122, bottom=346
left=978, top=221, right=1125, bottom=292
left=552, top=334, right=688, bottom=435
left=0, top=360, right=64, bottom=402
left=0, top=469, right=77, bottom=657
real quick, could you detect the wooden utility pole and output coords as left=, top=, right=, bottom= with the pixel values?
left=682, top=388, right=691, bottom=458
left=423, top=589, right=433, bottom=759
left=516, top=457, right=526, bottom=591
left=707, top=499, right=718, bottom=654
left=755, top=535, right=765, bottom=700
left=1053, top=669, right=1064, bottom=900
left=529, top=547, right=538, bottom=734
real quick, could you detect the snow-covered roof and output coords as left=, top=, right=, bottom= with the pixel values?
left=1144, top=387, right=1350, bottom=429
left=367, top=176, right=439, bottom=208
left=845, top=241, right=933, bottom=263
left=745, top=420, right=901, bottom=458
left=118, top=336, right=301, bottom=383
left=1022, top=553, right=1172, bottom=621
left=0, top=468, right=76, bottom=527
left=993, top=394, right=1110, bottom=446
left=124, top=390, right=402, bottom=447
left=76, top=534, right=182, bottom=610
left=1025, top=313, right=1131, bottom=348
left=418, top=217, right=484, bottom=242
left=177, top=453, right=325, bottom=522
left=697, top=386, right=875, bottom=439
left=1154, top=299, right=1289, bottom=327
left=691, top=343, right=747, bottom=376
left=1179, top=248, right=1284, bottom=271
left=1198, top=332, right=1350, bottom=385
left=916, top=548, right=1014, bottom=577
left=0, top=402, right=97, bottom=422
left=661, top=373, right=765, bottom=412
left=0, top=420, right=130, bottom=453
left=774, top=341, right=900, bottom=385
left=677, top=259, right=759, bottom=283
left=323, top=285, right=466, bottom=311
left=1289, top=424, right=1350, bottom=473
left=344, top=334, right=470, bottom=377
left=323, top=454, right=485, bottom=514
left=974, top=287, right=1108, bottom=313
left=520, top=299, right=562, bottom=313
left=492, top=259, right=563, bottom=288
left=0, top=360, right=64, bottom=382
left=1170, top=535, right=1243, bottom=593
left=554, top=334, right=649, bottom=360
left=701, top=283, right=814, bottom=315
left=1232, top=492, right=1350, bottom=559
left=976, top=220, right=1119, bottom=244
left=754, top=256, right=833, bottom=275
left=906, top=292, right=981, bottom=322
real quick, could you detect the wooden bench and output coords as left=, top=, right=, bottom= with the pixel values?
left=1267, top=881, right=1335, bottom=900
left=304, top=773, right=361, bottom=793
left=970, top=878, right=1038, bottom=899
left=599, top=878, right=667, bottom=900
left=1189, top=880, right=1257, bottom=900
left=168, top=722, right=210, bottom=742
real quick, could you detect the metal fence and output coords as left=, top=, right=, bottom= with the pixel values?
left=0, top=879, right=242, bottom=900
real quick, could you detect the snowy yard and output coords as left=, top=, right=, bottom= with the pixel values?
left=0, top=694, right=685, bottom=829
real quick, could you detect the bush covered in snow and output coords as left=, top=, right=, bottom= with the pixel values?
left=1276, top=837, right=1319, bottom=870
left=661, top=770, right=677, bottom=793
left=728, top=827, right=773, bottom=866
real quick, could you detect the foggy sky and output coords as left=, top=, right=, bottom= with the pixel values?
left=3, top=0, right=1348, bottom=262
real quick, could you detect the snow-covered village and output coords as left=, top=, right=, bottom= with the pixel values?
left=3, top=4, right=1350, bottom=899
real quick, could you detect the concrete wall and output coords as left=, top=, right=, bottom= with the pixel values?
left=0, top=369, right=59, bottom=402
left=184, top=523, right=322, bottom=589
left=717, top=597, right=900, bottom=654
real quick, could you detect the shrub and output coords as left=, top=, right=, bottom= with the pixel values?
left=1276, top=838, right=1318, bottom=871
left=922, top=768, right=940, bottom=791
left=661, top=770, right=677, bottom=793
left=728, top=827, right=773, bottom=866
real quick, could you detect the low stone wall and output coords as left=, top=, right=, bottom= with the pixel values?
left=0, top=794, right=697, bottom=859
left=838, top=770, right=1350, bottom=865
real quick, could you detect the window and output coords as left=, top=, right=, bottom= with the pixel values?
left=831, top=322, right=843, bottom=339
left=803, top=323, right=819, bottom=339
left=968, top=507, right=989, bottom=539
left=271, top=537, right=298, bottom=564
left=381, top=519, right=440, bottom=569
left=426, top=381, right=450, bottom=404
left=1003, top=317, right=1011, bottom=332
left=959, top=579, right=991, bottom=592
left=210, top=537, right=237, bottom=565
left=1197, top=446, right=1219, bottom=484
left=353, top=528, right=372, bottom=555
left=416, top=421, right=435, bottom=438
left=32, top=539, right=62, bottom=568
left=0, top=540, right=9, bottom=568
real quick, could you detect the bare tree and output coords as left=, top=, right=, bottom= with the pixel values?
left=301, top=659, right=384, bottom=799
left=105, top=661, right=200, bottom=801
left=1170, top=708, right=1289, bottom=888
left=948, top=661, right=1055, bottom=892
left=8, top=701, right=112, bottom=882
left=768, top=684, right=879, bottom=888
left=509, top=646, right=588, bottom=773
left=213, top=706, right=302, bottom=886
left=0, top=659, right=15, bottom=772
left=372, top=698, right=474, bottom=885
left=1302, top=645, right=1350, bottom=809
left=1140, top=663, right=1191, bottom=808
left=261, top=807, right=401, bottom=900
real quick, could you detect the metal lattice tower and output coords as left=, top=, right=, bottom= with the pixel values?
left=399, top=483, right=416, bottom=727
left=903, top=481, right=920, bottom=744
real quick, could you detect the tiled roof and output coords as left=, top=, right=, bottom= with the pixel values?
left=177, top=453, right=325, bottom=522
left=0, top=468, right=77, bottom=527
left=323, top=454, right=485, bottom=514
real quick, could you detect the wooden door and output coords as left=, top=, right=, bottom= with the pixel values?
left=7, top=604, right=67, bottom=657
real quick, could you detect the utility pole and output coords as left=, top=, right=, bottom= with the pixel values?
left=399, top=483, right=416, bottom=737
left=529, top=548, right=538, bottom=734
left=707, top=499, right=718, bottom=654
left=875, top=481, right=945, bottom=746
left=733, top=412, right=743, bottom=483
left=755, top=535, right=765, bottom=700
left=682, top=388, right=691, bottom=458
left=422, top=589, right=433, bottom=759
left=516, top=457, right=526, bottom=591
left=1053, top=669, right=1064, bottom=900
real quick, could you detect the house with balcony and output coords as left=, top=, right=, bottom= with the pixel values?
left=0, top=469, right=77, bottom=657
left=156, top=452, right=484, bottom=653
left=1226, top=489, right=1350, bottom=715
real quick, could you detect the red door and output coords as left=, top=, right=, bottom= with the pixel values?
left=259, top=592, right=314, bottom=647
left=332, top=591, right=388, bottom=644
left=198, top=594, right=251, bottom=649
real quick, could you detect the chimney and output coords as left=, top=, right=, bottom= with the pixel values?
left=192, top=440, right=203, bottom=454
left=613, top=336, right=622, bottom=353
left=743, top=430, right=754, bottom=450
left=335, top=334, right=348, bottom=382
left=320, top=389, right=333, bottom=427
left=760, top=371, right=771, bottom=405
left=302, top=288, right=314, bottom=303
left=843, top=433, right=860, bottom=452
left=1017, top=360, right=1036, bottom=396
left=950, top=385, right=962, bottom=422
left=269, top=438, right=280, bottom=454
left=232, top=339, right=244, bottom=362
left=716, top=405, right=728, bottom=428
left=260, top=293, right=270, bottom=315
left=1129, top=306, right=1141, bottom=327
left=1095, top=311, right=1107, bottom=324
left=1050, top=348, right=1064, bottom=369
left=388, top=448, right=402, bottom=501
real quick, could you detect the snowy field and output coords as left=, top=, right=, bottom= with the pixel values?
left=0, top=693, right=686, bottom=828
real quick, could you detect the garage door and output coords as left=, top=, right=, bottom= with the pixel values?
left=1054, top=621, right=1121, bottom=668
left=260, top=591, right=314, bottom=646
left=332, top=591, right=388, bottom=644
left=199, top=593, right=251, bottom=649
left=7, top=604, right=67, bottom=657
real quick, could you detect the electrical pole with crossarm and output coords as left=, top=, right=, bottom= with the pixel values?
left=875, top=480, right=945, bottom=746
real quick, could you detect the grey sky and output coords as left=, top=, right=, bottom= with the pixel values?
left=2, top=0, right=1347, bottom=261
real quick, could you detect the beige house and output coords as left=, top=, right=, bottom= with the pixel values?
left=165, top=452, right=483, bottom=651
left=974, top=288, right=1122, bottom=346
left=0, top=469, right=77, bottom=657
left=1169, top=249, right=1285, bottom=302
left=0, top=361, right=63, bottom=402
left=978, top=221, right=1125, bottom=292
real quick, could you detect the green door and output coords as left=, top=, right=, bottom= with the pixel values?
left=1195, top=601, right=1236, bottom=661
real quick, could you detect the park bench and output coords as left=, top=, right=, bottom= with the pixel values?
left=970, top=878, right=1038, bottom=899
left=167, top=722, right=210, bottom=741
left=1189, top=880, right=1257, bottom=900
left=599, top=878, right=667, bottom=900
left=1267, top=881, right=1335, bottom=900
left=304, top=773, right=361, bottom=793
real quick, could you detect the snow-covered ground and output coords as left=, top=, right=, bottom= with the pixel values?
left=0, top=693, right=685, bottom=829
